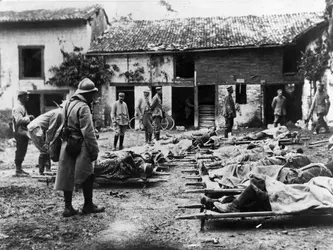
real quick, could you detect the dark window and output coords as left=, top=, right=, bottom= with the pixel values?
left=236, top=84, right=247, bottom=104
left=44, top=93, right=65, bottom=107
left=283, top=47, right=298, bottom=74
left=175, top=54, right=194, bottom=78
left=19, top=46, right=44, bottom=79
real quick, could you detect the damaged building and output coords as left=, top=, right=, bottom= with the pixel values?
left=88, top=12, right=325, bottom=129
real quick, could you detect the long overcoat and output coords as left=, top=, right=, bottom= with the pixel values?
left=54, top=94, right=99, bottom=191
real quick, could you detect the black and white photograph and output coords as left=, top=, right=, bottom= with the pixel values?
left=0, top=0, right=333, bottom=249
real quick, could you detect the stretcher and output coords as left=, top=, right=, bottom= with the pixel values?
left=95, top=176, right=168, bottom=186
left=176, top=208, right=333, bottom=231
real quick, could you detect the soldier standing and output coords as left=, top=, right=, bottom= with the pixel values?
left=223, top=86, right=236, bottom=138
left=111, top=92, right=129, bottom=150
left=136, top=88, right=153, bottom=144
left=12, top=90, right=34, bottom=177
left=151, top=86, right=164, bottom=141
left=271, top=89, right=287, bottom=127
left=306, top=81, right=331, bottom=134
left=55, top=78, right=105, bottom=217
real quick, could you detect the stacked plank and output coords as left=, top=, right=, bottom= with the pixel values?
left=199, top=105, right=215, bottom=128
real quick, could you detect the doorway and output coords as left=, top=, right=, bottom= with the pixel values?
left=198, top=85, right=215, bottom=128
left=172, top=87, right=194, bottom=128
left=116, top=86, right=135, bottom=126
left=265, top=84, right=303, bottom=124
left=26, top=93, right=41, bottom=118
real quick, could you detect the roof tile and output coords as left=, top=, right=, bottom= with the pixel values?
left=90, top=12, right=324, bottom=53
left=0, top=5, right=106, bottom=23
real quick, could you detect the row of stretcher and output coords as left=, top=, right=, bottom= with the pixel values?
left=176, top=149, right=333, bottom=231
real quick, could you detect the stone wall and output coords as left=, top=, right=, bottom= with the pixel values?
left=217, top=84, right=262, bottom=128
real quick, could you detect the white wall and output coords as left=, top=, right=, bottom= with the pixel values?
left=0, top=21, right=91, bottom=110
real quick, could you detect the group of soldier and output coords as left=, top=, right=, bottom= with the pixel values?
left=111, top=86, right=164, bottom=149
left=270, top=81, right=330, bottom=134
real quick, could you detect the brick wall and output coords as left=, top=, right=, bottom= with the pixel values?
left=195, top=48, right=299, bottom=85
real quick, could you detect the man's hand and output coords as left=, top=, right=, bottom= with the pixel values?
left=42, top=144, right=49, bottom=152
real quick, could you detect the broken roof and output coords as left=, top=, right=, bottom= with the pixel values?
left=89, top=12, right=325, bottom=53
left=0, top=5, right=109, bottom=24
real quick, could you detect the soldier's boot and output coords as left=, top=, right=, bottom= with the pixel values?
left=145, top=131, right=149, bottom=144
left=119, top=135, right=124, bottom=150
left=82, top=175, right=105, bottom=214
left=148, top=133, right=154, bottom=145
left=15, top=163, right=30, bottom=177
left=155, top=132, right=160, bottom=141
left=200, top=196, right=219, bottom=210
left=113, top=135, right=119, bottom=151
left=45, top=155, right=51, bottom=172
left=38, top=154, right=46, bottom=175
left=63, top=191, right=78, bottom=217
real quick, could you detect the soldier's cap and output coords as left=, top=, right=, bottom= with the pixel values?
left=118, top=92, right=125, bottom=97
left=227, top=86, right=233, bottom=91
left=156, top=86, right=162, bottom=90
left=75, top=78, right=98, bottom=94
left=17, top=90, right=29, bottom=97
left=143, top=88, right=151, bottom=93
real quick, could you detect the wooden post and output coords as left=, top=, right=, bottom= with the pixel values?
left=194, top=71, right=199, bottom=128
left=215, top=84, right=218, bottom=128
left=261, top=81, right=266, bottom=127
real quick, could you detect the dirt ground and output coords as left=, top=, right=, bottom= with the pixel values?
left=1, top=128, right=333, bottom=250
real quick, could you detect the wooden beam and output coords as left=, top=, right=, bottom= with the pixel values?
left=215, top=84, right=218, bottom=128
left=194, top=70, right=199, bottom=129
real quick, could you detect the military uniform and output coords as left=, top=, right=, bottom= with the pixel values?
left=271, top=95, right=287, bottom=127
left=54, top=78, right=104, bottom=217
left=223, top=87, right=236, bottom=138
left=12, top=91, right=32, bottom=176
left=151, top=88, right=163, bottom=140
left=27, top=108, right=61, bottom=175
left=311, top=91, right=330, bottom=133
left=111, top=93, right=129, bottom=150
left=136, top=92, right=153, bottom=144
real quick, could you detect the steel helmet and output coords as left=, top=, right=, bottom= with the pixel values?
left=75, top=78, right=98, bottom=94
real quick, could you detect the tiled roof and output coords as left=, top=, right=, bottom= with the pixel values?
left=0, top=5, right=109, bottom=23
left=89, top=12, right=325, bottom=53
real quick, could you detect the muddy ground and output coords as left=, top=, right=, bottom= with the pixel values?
left=1, top=128, right=333, bottom=250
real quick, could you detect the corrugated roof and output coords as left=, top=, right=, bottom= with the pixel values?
left=0, top=5, right=109, bottom=23
left=89, top=12, right=325, bottom=53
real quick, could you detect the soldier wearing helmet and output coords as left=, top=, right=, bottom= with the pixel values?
left=55, top=78, right=105, bottom=217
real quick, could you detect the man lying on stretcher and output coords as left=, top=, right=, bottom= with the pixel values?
left=202, top=163, right=333, bottom=213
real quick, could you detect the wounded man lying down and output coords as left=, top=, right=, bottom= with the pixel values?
left=202, top=165, right=333, bottom=214
left=94, top=151, right=154, bottom=183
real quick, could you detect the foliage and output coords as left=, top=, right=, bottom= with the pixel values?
left=298, top=34, right=331, bottom=87
left=120, top=66, right=145, bottom=82
left=47, top=48, right=114, bottom=88
left=159, top=0, right=177, bottom=12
